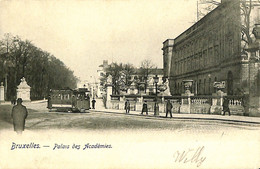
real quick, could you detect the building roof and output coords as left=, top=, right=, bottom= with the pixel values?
left=173, top=1, right=229, bottom=45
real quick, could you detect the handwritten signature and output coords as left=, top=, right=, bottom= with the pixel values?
left=173, top=146, right=206, bottom=167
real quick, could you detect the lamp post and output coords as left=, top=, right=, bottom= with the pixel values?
left=153, top=75, right=159, bottom=116
left=153, top=75, right=159, bottom=96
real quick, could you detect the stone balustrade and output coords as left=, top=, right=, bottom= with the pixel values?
left=106, top=94, right=245, bottom=116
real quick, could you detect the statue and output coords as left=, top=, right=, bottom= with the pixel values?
left=162, top=78, right=171, bottom=96
left=183, top=80, right=193, bottom=94
left=17, top=77, right=31, bottom=101
left=107, top=75, right=112, bottom=85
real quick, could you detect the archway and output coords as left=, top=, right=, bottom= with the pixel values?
left=227, top=71, right=233, bottom=95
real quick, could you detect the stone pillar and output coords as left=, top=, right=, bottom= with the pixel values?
left=180, top=80, right=194, bottom=114
left=119, top=95, right=126, bottom=110
left=106, top=84, right=113, bottom=109
left=17, top=77, right=31, bottom=102
left=210, top=82, right=226, bottom=114
left=136, top=96, right=143, bottom=112
left=0, top=82, right=4, bottom=102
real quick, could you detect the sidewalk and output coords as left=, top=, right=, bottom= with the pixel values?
left=91, top=107, right=260, bottom=125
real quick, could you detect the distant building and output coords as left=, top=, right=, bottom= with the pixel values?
left=163, top=0, right=260, bottom=96
left=128, top=68, right=164, bottom=95
left=97, top=60, right=165, bottom=96
left=97, top=60, right=109, bottom=98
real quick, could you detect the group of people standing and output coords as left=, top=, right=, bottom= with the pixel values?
left=124, top=99, right=174, bottom=118
left=125, top=97, right=233, bottom=117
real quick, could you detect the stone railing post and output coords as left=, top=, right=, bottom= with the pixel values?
left=135, top=96, right=143, bottom=112
left=210, top=82, right=226, bottom=114
left=106, top=84, right=113, bottom=109
left=0, top=82, right=4, bottom=103
left=180, top=80, right=194, bottom=114
left=210, top=90, right=226, bottom=115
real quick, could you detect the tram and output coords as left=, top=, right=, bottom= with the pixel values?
left=47, top=88, right=90, bottom=112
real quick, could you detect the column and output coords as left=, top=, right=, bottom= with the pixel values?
left=179, top=80, right=194, bottom=114
left=0, top=82, right=4, bottom=102
left=106, top=84, right=113, bottom=109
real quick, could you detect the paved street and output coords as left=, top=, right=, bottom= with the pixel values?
left=1, top=100, right=260, bottom=169
left=1, top=99, right=260, bottom=131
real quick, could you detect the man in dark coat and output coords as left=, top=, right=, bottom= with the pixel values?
left=222, top=97, right=231, bottom=116
left=242, top=94, right=249, bottom=116
left=11, top=98, right=28, bottom=134
left=166, top=100, right=173, bottom=118
left=141, top=101, right=148, bottom=115
left=92, top=99, right=96, bottom=109
left=125, top=100, right=130, bottom=114
left=47, top=95, right=52, bottom=109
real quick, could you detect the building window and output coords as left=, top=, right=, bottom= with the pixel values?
left=229, top=39, right=234, bottom=56
left=204, top=79, right=206, bottom=95
left=214, top=45, right=219, bottom=62
left=209, top=47, right=213, bottom=65
left=199, top=52, right=202, bottom=68
left=177, top=83, right=180, bottom=94
left=203, top=50, right=207, bottom=67
left=209, top=78, right=211, bottom=94
left=198, top=79, right=201, bottom=95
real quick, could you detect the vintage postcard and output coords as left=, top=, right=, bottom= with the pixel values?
left=0, top=0, right=260, bottom=168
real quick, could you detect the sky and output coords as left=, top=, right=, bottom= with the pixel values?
left=0, top=0, right=199, bottom=83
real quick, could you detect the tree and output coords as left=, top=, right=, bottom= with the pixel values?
left=104, top=62, right=124, bottom=95
left=139, top=59, right=156, bottom=93
left=121, top=63, right=135, bottom=92
left=197, top=0, right=221, bottom=21
left=0, top=34, right=79, bottom=100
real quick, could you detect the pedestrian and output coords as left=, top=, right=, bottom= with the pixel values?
left=141, top=101, right=148, bottom=115
left=222, top=97, right=231, bottom=116
left=166, top=100, right=173, bottom=118
left=47, top=95, right=52, bottom=109
left=92, top=98, right=96, bottom=109
left=11, top=95, right=16, bottom=105
left=242, top=94, right=249, bottom=116
left=125, top=100, right=130, bottom=114
left=11, top=98, right=28, bottom=134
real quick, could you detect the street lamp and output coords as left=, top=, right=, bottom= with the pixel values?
left=153, top=75, right=159, bottom=96
left=153, top=75, right=159, bottom=116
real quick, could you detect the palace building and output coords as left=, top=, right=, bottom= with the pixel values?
left=163, top=0, right=260, bottom=96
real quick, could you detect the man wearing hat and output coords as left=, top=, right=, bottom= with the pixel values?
left=11, top=98, right=28, bottom=134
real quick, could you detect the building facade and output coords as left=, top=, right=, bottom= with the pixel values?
left=162, top=39, right=174, bottom=78
left=164, top=0, right=260, bottom=96
left=97, top=60, right=109, bottom=98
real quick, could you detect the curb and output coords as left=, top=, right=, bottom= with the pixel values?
left=91, top=109, right=260, bottom=125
